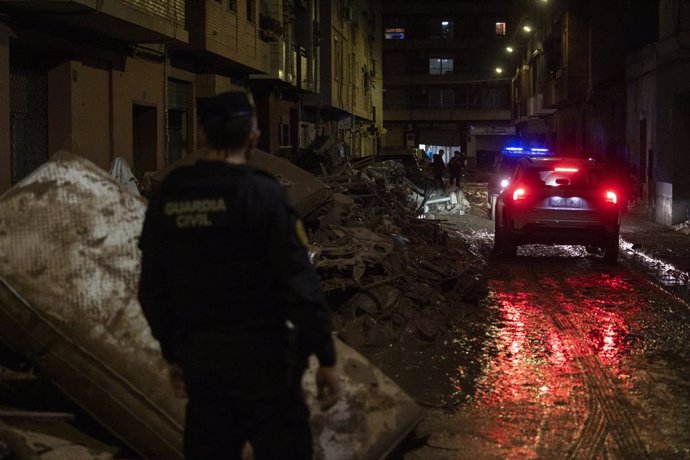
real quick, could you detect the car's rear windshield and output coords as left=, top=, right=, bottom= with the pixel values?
left=522, top=167, right=604, bottom=188
left=497, top=156, right=521, bottom=174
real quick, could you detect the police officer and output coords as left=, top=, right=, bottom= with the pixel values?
left=138, top=90, right=341, bottom=459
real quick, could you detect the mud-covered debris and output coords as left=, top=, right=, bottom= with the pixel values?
left=305, top=159, right=487, bottom=352
left=0, top=151, right=421, bottom=460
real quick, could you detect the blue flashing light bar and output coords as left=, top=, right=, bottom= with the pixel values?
left=503, top=147, right=524, bottom=155
left=502, top=146, right=552, bottom=156
left=530, top=148, right=550, bottom=155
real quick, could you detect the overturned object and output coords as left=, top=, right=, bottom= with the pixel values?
left=0, top=152, right=420, bottom=459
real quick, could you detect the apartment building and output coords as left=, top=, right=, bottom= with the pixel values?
left=627, top=0, right=690, bottom=225
left=509, top=0, right=669, bottom=218
left=294, top=0, right=382, bottom=157
left=0, top=0, right=191, bottom=191
left=381, top=0, right=514, bottom=167
left=0, top=0, right=384, bottom=193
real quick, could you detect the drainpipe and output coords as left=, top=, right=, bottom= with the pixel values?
left=163, top=47, right=168, bottom=169
left=108, top=65, right=114, bottom=163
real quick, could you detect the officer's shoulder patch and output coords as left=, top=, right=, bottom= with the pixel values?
left=295, top=218, right=309, bottom=247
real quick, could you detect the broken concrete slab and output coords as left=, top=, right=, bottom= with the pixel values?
left=0, top=151, right=421, bottom=459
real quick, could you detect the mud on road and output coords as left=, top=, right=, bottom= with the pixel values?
left=379, top=220, right=690, bottom=458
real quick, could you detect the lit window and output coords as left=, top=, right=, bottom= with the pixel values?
left=385, top=28, right=405, bottom=39
left=496, top=22, right=506, bottom=35
left=429, top=58, right=454, bottom=75
left=441, top=20, right=454, bottom=39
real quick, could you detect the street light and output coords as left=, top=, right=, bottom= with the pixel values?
left=495, top=67, right=503, bottom=74
left=523, top=25, right=532, bottom=33
left=506, top=46, right=514, bottom=53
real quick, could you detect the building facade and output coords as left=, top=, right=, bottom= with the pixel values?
left=0, top=0, right=383, bottom=193
left=0, top=0, right=189, bottom=190
left=381, top=0, right=515, bottom=167
left=297, top=0, right=382, bottom=158
left=509, top=0, right=690, bottom=224
left=627, top=0, right=690, bottom=225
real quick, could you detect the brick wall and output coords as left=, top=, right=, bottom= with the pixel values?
left=203, top=0, right=269, bottom=73
left=124, top=0, right=186, bottom=27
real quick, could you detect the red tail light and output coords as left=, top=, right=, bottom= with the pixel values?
left=513, top=188, right=526, bottom=201
left=605, top=191, right=617, bottom=204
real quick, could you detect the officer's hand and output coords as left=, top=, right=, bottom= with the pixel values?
left=168, top=364, right=187, bottom=399
left=316, top=366, right=342, bottom=410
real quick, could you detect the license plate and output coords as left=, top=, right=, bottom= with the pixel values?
left=549, top=197, right=582, bottom=208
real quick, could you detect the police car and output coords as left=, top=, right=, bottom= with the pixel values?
left=487, top=146, right=551, bottom=220
left=492, top=157, right=621, bottom=262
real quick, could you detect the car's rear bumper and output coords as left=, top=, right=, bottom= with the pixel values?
left=507, top=218, right=619, bottom=245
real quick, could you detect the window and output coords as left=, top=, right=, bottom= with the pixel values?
left=428, top=89, right=454, bottom=108
left=385, top=28, right=405, bottom=39
left=334, top=37, right=342, bottom=81
left=214, top=0, right=237, bottom=11
left=496, top=22, right=506, bottom=35
left=441, top=20, right=454, bottom=39
left=429, top=58, right=454, bottom=75
left=247, top=0, right=255, bottom=22
left=384, top=88, right=409, bottom=108
left=167, top=79, right=191, bottom=165
left=280, top=123, right=290, bottom=146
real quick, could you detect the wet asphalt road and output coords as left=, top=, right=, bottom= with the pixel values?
left=384, top=224, right=690, bottom=458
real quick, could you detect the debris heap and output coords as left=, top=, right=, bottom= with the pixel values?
left=303, top=161, right=488, bottom=350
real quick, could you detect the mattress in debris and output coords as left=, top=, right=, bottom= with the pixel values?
left=0, top=152, right=421, bottom=459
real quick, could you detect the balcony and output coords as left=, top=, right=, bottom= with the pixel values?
left=528, top=93, right=556, bottom=116
left=383, top=36, right=489, bottom=51
left=543, top=67, right=568, bottom=108
left=0, top=0, right=188, bottom=43
left=250, top=41, right=298, bottom=86
left=384, top=104, right=511, bottom=122
left=384, top=67, right=502, bottom=87
left=173, top=0, right=269, bottom=74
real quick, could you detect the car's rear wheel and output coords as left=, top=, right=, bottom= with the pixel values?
left=488, top=195, right=497, bottom=221
left=502, top=240, right=517, bottom=257
left=602, top=237, right=619, bottom=263
left=492, top=221, right=503, bottom=254
left=501, top=217, right=517, bottom=257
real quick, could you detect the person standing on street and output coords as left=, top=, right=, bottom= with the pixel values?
left=138, top=90, right=341, bottom=460
left=432, top=150, right=446, bottom=191
left=448, top=150, right=465, bottom=188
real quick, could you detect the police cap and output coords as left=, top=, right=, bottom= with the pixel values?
left=200, top=91, right=256, bottom=124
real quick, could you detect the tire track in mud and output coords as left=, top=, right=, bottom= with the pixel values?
left=508, top=263, right=649, bottom=459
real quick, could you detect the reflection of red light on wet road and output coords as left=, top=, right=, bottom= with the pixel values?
left=473, top=288, right=577, bottom=407
left=454, top=269, right=643, bottom=455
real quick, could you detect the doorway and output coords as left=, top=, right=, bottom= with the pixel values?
left=132, top=104, right=157, bottom=177
left=10, top=58, right=48, bottom=184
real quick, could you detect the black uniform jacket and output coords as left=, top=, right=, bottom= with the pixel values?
left=138, top=160, right=335, bottom=398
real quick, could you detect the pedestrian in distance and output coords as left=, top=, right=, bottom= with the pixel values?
left=432, top=150, right=446, bottom=191
left=448, top=150, right=465, bottom=188
left=137, top=90, right=342, bottom=460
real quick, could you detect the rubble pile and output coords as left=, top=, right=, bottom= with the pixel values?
left=305, top=162, right=488, bottom=351
left=0, top=152, right=422, bottom=460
